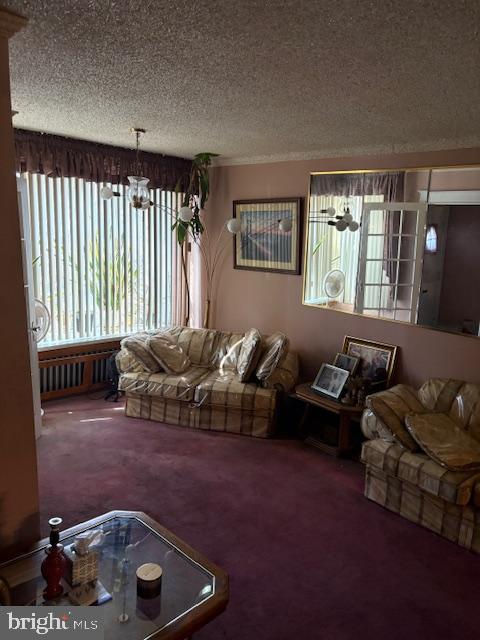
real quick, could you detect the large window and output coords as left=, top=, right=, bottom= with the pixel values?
left=23, top=173, right=184, bottom=346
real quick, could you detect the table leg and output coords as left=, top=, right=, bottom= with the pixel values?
left=338, top=412, right=351, bottom=455
left=297, top=403, right=310, bottom=439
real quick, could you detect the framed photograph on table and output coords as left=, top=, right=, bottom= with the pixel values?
left=333, top=352, right=359, bottom=375
left=232, top=198, right=302, bottom=274
left=311, top=364, right=350, bottom=400
left=342, top=336, right=398, bottom=386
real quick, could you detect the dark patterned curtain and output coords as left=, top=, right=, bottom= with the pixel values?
left=14, top=128, right=192, bottom=192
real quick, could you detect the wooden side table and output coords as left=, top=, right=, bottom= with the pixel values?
left=292, top=383, right=364, bottom=457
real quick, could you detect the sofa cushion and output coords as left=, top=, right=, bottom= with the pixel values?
left=405, top=412, right=480, bottom=472
left=213, top=332, right=245, bottom=371
left=366, top=384, right=424, bottom=451
left=119, top=366, right=210, bottom=402
left=146, top=334, right=190, bottom=374
left=194, top=369, right=276, bottom=412
left=361, top=439, right=480, bottom=506
left=120, top=335, right=160, bottom=373
left=164, top=326, right=219, bottom=366
left=255, top=332, right=289, bottom=381
left=261, top=351, right=298, bottom=393
left=237, top=328, right=262, bottom=382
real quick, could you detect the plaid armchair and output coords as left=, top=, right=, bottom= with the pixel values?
left=361, top=379, right=480, bottom=553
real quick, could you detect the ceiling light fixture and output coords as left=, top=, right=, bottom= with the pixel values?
left=100, top=127, right=151, bottom=209
left=310, top=203, right=360, bottom=232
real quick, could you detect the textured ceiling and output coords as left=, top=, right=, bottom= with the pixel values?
left=3, top=0, right=480, bottom=164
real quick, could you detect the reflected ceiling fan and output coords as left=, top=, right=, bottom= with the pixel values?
left=33, top=298, right=51, bottom=343
left=323, top=269, right=345, bottom=299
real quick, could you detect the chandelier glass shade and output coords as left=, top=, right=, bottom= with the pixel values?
left=126, top=175, right=151, bottom=209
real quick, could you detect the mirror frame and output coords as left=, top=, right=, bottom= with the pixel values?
left=302, top=164, right=480, bottom=339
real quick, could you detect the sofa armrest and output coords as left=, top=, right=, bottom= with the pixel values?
left=116, top=347, right=146, bottom=374
left=365, top=384, right=425, bottom=451
left=260, top=351, right=299, bottom=393
left=361, top=409, right=395, bottom=441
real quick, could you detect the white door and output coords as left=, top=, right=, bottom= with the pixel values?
left=17, top=175, right=42, bottom=439
left=355, top=201, right=427, bottom=323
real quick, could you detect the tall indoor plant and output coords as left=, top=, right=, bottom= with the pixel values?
left=172, top=152, right=218, bottom=326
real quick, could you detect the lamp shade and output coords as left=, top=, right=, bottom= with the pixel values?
left=279, top=218, right=293, bottom=233
left=335, top=219, right=348, bottom=232
left=348, top=221, right=360, bottom=232
left=227, top=218, right=241, bottom=234
left=127, top=176, right=151, bottom=209
left=178, top=206, right=194, bottom=222
left=100, top=186, right=114, bottom=200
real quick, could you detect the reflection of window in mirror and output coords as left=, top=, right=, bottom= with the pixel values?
left=304, top=167, right=480, bottom=339
left=425, top=224, right=438, bottom=254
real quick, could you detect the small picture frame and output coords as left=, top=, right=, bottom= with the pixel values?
left=311, top=364, right=350, bottom=400
left=332, top=352, right=359, bottom=375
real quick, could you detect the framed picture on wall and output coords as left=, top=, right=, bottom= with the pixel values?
left=342, top=336, right=398, bottom=386
left=232, top=198, right=302, bottom=274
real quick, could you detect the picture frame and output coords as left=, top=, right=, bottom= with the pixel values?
left=332, top=352, right=359, bottom=375
left=232, top=198, right=302, bottom=274
left=342, top=336, right=398, bottom=386
left=311, top=363, right=350, bottom=400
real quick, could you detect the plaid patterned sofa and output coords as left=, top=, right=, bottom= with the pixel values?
left=117, top=326, right=298, bottom=438
left=361, top=379, right=480, bottom=552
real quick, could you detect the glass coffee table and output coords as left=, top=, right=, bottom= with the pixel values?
left=0, top=511, right=229, bottom=639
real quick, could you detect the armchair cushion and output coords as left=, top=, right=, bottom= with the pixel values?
left=255, top=332, right=289, bottom=381
left=237, top=328, right=262, bottom=382
left=366, top=384, right=425, bottom=451
left=418, top=378, right=464, bottom=413
left=405, top=412, right=480, bottom=472
left=362, top=439, right=480, bottom=506
left=146, top=334, right=190, bottom=374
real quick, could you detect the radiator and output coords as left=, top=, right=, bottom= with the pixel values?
left=39, top=342, right=119, bottom=400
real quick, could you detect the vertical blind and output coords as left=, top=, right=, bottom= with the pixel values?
left=24, top=173, right=184, bottom=345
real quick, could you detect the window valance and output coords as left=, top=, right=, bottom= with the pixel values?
left=14, top=128, right=192, bottom=192
left=311, top=171, right=404, bottom=200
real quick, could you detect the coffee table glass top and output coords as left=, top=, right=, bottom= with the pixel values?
left=0, top=513, right=222, bottom=640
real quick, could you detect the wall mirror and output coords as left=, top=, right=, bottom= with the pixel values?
left=303, top=166, right=480, bottom=337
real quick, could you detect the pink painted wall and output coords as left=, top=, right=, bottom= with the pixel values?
left=207, top=148, right=480, bottom=388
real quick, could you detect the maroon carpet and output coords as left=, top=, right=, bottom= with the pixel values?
left=38, top=395, right=479, bottom=640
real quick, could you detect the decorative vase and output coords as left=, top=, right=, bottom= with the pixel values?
left=41, top=517, right=67, bottom=601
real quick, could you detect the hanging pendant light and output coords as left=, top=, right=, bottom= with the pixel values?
left=126, top=128, right=151, bottom=210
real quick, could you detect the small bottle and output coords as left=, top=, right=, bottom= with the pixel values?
left=41, top=517, right=67, bottom=601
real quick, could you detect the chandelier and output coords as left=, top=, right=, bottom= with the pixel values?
left=100, top=128, right=153, bottom=210
left=310, top=201, right=360, bottom=232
